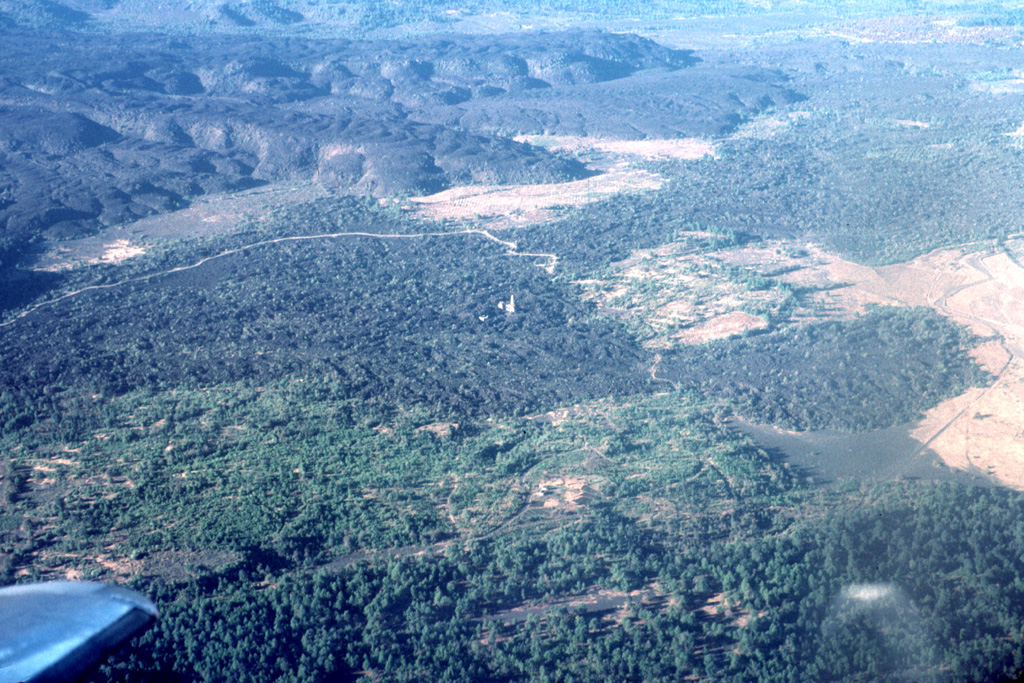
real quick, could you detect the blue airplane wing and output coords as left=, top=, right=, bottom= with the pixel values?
left=0, top=581, right=158, bottom=683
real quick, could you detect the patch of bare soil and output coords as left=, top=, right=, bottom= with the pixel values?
left=34, top=182, right=327, bottom=271
left=730, top=110, right=813, bottom=141
left=914, top=359, right=1024, bottom=486
left=619, top=233, right=1024, bottom=487
left=1007, top=120, right=1024, bottom=140
left=516, top=135, right=717, bottom=160
left=819, top=16, right=1022, bottom=46
left=972, top=75, right=1024, bottom=95
left=408, top=134, right=719, bottom=228
left=579, top=239, right=813, bottom=346
left=698, top=591, right=754, bottom=627
left=969, top=338, right=1014, bottom=376
left=700, top=592, right=727, bottom=617
left=417, top=421, right=459, bottom=438
left=800, top=240, right=1024, bottom=488
left=894, top=119, right=932, bottom=129
left=407, top=167, right=663, bottom=227
left=39, top=238, right=149, bottom=272
left=525, top=396, right=624, bottom=428
left=97, top=239, right=147, bottom=264
left=532, top=476, right=596, bottom=512
left=673, top=311, right=768, bottom=345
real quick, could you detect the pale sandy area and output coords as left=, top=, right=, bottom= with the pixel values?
left=515, top=134, right=717, bottom=160
left=730, top=111, right=813, bottom=140
left=40, top=238, right=149, bottom=271
left=1007, top=121, right=1024, bottom=138
left=98, top=239, right=148, bottom=264
left=408, top=168, right=663, bottom=225
left=972, top=79, right=1024, bottom=95
left=803, top=242, right=1024, bottom=488
left=816, top=16, right=1023, bottom=46
left=911, top=360, right=1024, bottom=486
left=672, top=311, right=768, bottom=345
left=35, top=183, right=326, bottom=271
left=408, top=135, right=717, bottom=226
left=533, top=476, right=593, bottom=511
left=969, top=338, right=1014, bottom=376
left=894, top=119, right=931, bottom=128
left=416, top=421, right=459, bottom=438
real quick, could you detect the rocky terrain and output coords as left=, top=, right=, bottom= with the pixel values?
left=0, top=26, right=803, bottom=267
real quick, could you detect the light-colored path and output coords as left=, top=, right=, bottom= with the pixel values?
left=1, top=228, right=557, bottom=329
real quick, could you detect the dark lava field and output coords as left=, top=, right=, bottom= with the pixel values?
left=0, top=27, right=802, bottom=264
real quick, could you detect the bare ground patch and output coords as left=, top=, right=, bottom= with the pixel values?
left=672, top=311, right=768, bottom=345
left=818, top=16, right=1022, bottom=46
left=33, top=182, right=327, bottom=271
left=779, top=244, right=985, bottom=317
left=578, top=239, right=815, bottom=346
left=894, top=119, right=932, bottom=129
left=972, top=77, right=1024, bottom=95
left=516, top=134, right=717, bottom=160
left=910, top=361, right=1024, bottom=485
left=798, top=240, right=1024, bottom=488
left=601, top=233, right=1024, bottom=487
left=406, top=168, right=663, bottom=227
left=417, top=421, right=459, bottom=438
left=730, top=110, right=813, bottom=141
left=532, top=476, right=597, bottom=512
left=970, top=338, right=1013, bottom=376
left=96, top=239, right=148, bottom=265
left=407, top=134, right=720, bottom=228
left=1007, top=120, right=1024, bottom=140
left=39, top=238, right=150, bottom=272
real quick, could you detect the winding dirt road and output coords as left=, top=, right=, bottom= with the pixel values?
left=1, top=228, right=558, bottom=330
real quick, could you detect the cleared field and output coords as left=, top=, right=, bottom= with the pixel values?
left=407, top=167, right=663, bottom=226
left=816, top=16, right=1021, bottom=46
left=971, top=76, right=1024, bottom=95
left=408, top=135, right=716, bottom=227
left=515, top=134, right=717, bottom=160
left=801, top=241, right=1024, bottom=488
left=609, top=233, right=1024, bottom=486
left=673, top=310, right=769, bottom=345
left=34, top=182, right=328, bottom=271
left=579, top=239, right=812, bottom=347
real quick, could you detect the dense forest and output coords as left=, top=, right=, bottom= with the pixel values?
left=83, top=482, right=1024, bottom=683
left=4, top=4, right=1024, bottom=683
left=0, top=227, right=652, bottom=420
left=0, top=198, right=988, bottom=433
left=5, top=362, right=1024, bottom=682
left=661, top=307, right=991, bottom=431
left=0, top=200, right=1002, bottom=683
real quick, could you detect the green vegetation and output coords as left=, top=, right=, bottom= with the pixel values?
left=86, top=481, right=1024, bottom=683
left=0, top=385, right=787, bottom=572
left=4, top=6, right=1024, bottom=683
left=0, top=221, right=651, bottom=421
left=0, top=141, right=1000, bottom=683
left=662, top=306, right=989, bottom=431
left=10, top=366, right=1022, bottom=683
